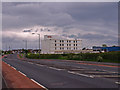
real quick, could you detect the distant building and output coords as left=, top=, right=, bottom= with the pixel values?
left=32, top=49, right=40, bottom=54
left=93, top=46, right=120, bottom=52
left=41, top=35, right=82, bottom=54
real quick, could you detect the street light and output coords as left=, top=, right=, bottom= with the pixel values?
left=23, top=27, right=51, bottom=58
left=38, top=34, right=40, bottom=58
left=32, top=33, right=40, bottom=58
left=23, top=40, right=27, bottom=56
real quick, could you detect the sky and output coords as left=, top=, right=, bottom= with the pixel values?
left=2, top=2, right=118, bottom=50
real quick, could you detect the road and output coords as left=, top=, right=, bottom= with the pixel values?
left=2, top=54, right=120, bottom=89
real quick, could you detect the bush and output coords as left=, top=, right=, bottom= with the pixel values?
left=97, top=56, right=103, bottom=62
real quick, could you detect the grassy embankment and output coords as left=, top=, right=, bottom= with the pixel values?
left=26, top=51, right=120, bottom=63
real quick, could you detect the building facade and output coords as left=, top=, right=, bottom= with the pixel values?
left=41, top=35, right=82, bottom=54
left=93, top=46, right=120, bottom=52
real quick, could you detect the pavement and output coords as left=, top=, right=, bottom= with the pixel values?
left=2, top=78, right=7, bottom=88
left=2, top=54, right=120, bottom=89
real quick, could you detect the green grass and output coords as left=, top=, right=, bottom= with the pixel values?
left=26, top=51, right=120, bottom=63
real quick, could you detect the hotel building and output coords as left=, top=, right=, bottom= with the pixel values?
left=41, top=35, right=82, bottom=54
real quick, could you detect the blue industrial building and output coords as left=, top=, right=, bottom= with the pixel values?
left=93, top=46, right=120, bottom=52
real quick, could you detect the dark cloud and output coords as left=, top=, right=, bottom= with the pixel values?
left=77, top=33, right=117, bottom=40
left=2, top=2, right=118, bottom=50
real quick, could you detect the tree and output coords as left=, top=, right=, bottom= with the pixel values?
left=97, top=56, right=103, bottom=62
left=102, top=44, right=107, bottom=47
left=112, top=45, right=116, bottom=47
left=82, top=47, right=86, bottom=50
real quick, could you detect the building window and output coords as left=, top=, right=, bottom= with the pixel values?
left=60, top=47, right=61, bottom=50
left=62, top=47, right=64, bottom=50
left=67, top=44, right=68, bottom=46
left=69, top=44, right=71, bottom=46
left=76, top=47, right=77, bottom=49
left=55, top=44, right=56, bottom=46
left=62, top=40, right=64, bottom=42
left=76, top=44, right=77, bottom=46
left=62, top=44, right=64, bottom=46
left=67, top=40, right=68, bottom=43
left=67, top=47, right=68, bottom=50
left=74, top=47, right=75, bottom=50
left=76, top=41, right=77, bottom=43
left=60, top=44, right=61, bottom=46
left=55, top=47, right=56, bottom=50
left=60, top=40, right=61, bottom=42
left=69, top=40, right=71, bottom=42
left=47, top=36, right=52, bottom=38
left=74, top=44, right=75, bottom=46
left=74, top=41, right=75, bottom=43
left=55, top=40, right=56, bottom=42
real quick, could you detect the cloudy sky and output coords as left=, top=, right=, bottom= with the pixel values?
left=2, top=2, right=118, bottom=50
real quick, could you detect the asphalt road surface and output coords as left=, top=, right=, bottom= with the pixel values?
left=2, top=54, right=120, bottom=89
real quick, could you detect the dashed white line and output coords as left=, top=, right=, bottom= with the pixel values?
left=36, top=64, right=46, bottom=67
left=68, top=71, right=94, bottom=78
left=115, top=81, right=120, bottom=84
left=48, top=67, right=64, bottom=71
left=18, top=71, right=26, bottom=76
left=31, top=79, right=47, bottom=90
left=28, top=62, right=33, bottom=64
left=92, top=75, right=120, bottom=78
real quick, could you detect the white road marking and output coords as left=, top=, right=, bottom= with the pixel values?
left=48, top=67, right=64, bottom=71
left=92, top=75, right=120, bottom=78
left=36, top=64, right=46, bottom=67
left=28, top=62, right=33, bottom=64
left=68, top=71, right=94, bottom=78
left=8, top=64, right=11, bottom=66
left=31, top=79, right=47, bottom=90
left=11, top=67, right=16, bottom=70
left=18, top=71, right=26, bottom=76
left=115, top=81, right=120, bottom=84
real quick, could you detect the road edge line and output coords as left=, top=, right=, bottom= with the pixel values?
left=18, top=71, right=26, bottom=76
left=31, top=79, right=47, bottom=90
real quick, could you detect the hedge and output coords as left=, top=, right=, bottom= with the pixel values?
left=26, top=51, right=120, bottom=63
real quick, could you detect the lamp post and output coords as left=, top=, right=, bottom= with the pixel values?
left=23, top=27, right=51, bottom=58
left=23, top=40, right=27, bottom=56
left=38, top=34, right=40, bottom=58
left=32, top=33, right=40, bottom=58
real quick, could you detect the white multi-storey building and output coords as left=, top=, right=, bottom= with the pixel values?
left=41, top=35, right=82, bottom=54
